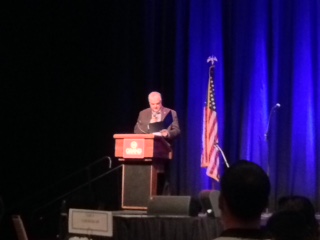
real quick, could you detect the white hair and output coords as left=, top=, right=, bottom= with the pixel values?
left=148, top=91, right=162, bottom=101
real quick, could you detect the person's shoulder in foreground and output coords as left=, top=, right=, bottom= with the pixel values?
left=214, top=160, right=271, bottom=240
left=214, top=229, right=271, bottom=240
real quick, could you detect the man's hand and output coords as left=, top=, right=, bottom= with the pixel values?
left=160, top=129, right=169, bottom=137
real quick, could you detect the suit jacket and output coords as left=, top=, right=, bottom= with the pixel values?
left=134, top=107, right=180, bottom=142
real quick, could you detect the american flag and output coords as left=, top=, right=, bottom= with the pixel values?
left=201, top=57, right=220, bottom=181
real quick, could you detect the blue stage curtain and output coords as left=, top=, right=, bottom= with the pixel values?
left=176, top=0, right=320, bottom=211
left=2, top=0, right=320, bottom=225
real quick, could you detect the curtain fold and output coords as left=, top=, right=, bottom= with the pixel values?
left=181, top=0, right=320, bottom=211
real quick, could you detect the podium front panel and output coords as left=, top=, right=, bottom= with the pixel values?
left=122, top=164, right=156, bottom=209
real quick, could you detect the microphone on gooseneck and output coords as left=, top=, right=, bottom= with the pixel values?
left=264, top=103, right=281, bottom=141
left=137, top=120, right=148, bottom=133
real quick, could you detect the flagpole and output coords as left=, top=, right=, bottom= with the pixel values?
left=202, top=55, right=221, bottom=185
left=207, top=56, right=218, bottom=66
left=207, top=58, right=230, bottom=170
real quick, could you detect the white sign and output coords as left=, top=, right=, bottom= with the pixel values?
left=68, top=209, right=113, bottom=237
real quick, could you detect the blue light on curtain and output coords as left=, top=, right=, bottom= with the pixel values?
left=182, top=0, right=320, bottom=210
left=288, top=0, right=318, bottom=199
left=185, top=0, right=224, bottom=193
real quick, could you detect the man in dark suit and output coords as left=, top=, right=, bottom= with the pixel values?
left=134, top=91, right=180, bottom=144
left=134, top=91, right=181, bottom=194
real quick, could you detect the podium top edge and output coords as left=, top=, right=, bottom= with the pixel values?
left=113, top=134, right=157, bottom=139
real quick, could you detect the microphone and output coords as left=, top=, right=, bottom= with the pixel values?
left=136, top=120, right=148, bottom=133
left=151, top=112, right=159, bottom=123
left=265, top=103, right=281, bottom=141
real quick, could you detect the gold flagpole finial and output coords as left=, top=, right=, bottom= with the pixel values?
left=207, top=56, right=218, bottom=66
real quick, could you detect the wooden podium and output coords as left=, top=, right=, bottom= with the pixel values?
left=113, top=134, right=173, bottom=210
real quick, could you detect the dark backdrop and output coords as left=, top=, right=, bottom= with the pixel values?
left=2, top=0, right=180, bottom=238
left=1, top=0, right=320, bottom=238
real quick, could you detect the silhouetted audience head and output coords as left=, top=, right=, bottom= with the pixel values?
left=266, top=210, right=311, bottom=240
left=219, top=159, right=270, bottom=223
left=267, top=195, right=320, bottom=240
left=278, top=195, right=317, bottom=225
